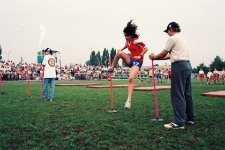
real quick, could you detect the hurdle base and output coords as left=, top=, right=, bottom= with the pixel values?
left=108, top=109, right=117, bottom=113
left=152, top=118, right=164, bottom=122
left=27, top=96, right=32, bottom=98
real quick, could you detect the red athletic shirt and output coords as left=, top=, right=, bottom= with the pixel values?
left=167, top=70, right=171, bottom=76
left=125, top=37, right=145, bottom=62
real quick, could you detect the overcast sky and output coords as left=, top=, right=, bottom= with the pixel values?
left=0, top=0, right=225, bottom=68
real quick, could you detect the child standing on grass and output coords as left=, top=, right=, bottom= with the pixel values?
left=199, top=68, right=204, bottom=84
left=157, top=70, right=162, bottom=83
left=213, top=68, right=219, bottom=85
left=207, top=69, right=213, bottom=85
left=42, top=48, right=56, bottom=101
left=149, top=22, right=195, bottom=129
left=222, top=67, right=225, bottom=85
left=148, top=68, right=152, bottom=83
left=108, top=20, right=148, bottom=109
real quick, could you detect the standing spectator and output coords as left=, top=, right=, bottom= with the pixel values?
left=149, top=22, right=195, bottom=129
left=167, top=68, right=171, bottom=84
left=71, top=69, right=75, bottom=80
left=42, top=48, right=56, bottom=101
left=161, top=69, right=165, bottom=79
left=157, top=70, right=162, bottom=83
left=148, top=68, right=152, bottom=83
left=0, top=70, right=3, bottom=80
left=207, top=69, right=213, bottom=85
left=36, top=65, right=40, bottom=76
left=221, top=67, right=225, bottom=85
left=198, top=68, right=204, bottom=84
left=144, top=69, right=148, bottom=82
left=213, top=68, right=219, bottom=84
left=138, top=70, right=142, bottom=83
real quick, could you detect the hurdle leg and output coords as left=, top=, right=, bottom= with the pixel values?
left=151, top=60, right=163, bottom=121
left=108, top=57, right=117, bottom=113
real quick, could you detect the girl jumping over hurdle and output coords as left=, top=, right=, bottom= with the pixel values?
left=108, top=20, right=148, bottom=109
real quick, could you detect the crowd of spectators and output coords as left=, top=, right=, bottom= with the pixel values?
left=0, top=59, right=205, bottom=82
left=0, top=60, right=131, bottom=81
left=0, top=60, right=42, bottom=81
left=0, top=60, right=171, bottom=81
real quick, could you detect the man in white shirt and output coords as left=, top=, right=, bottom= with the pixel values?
left=42, top=48, right=56, bottom=101
left=149, top=22, right=195, bottom=129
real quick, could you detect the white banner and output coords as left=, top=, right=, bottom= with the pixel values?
left=39, top=24, right=46, bottom=47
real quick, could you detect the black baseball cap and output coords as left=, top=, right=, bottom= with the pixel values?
left=43, top=48, right=52, bottom=54
left=164, top=22, right=180, bottom=33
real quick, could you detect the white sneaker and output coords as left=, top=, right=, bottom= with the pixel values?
left=185, top=120, right=195, bottom=125
left=124, top=100, right=131, bottom=109
left=164, top=122, right=185, bottom=129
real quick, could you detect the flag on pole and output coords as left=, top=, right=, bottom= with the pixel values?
left=39, top=23, right=46, bottom=47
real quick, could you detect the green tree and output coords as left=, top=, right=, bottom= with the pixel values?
left=109, top=48, right=116, bottom=66
left=192, top=68, right=198, bottom=73
left=101, top=48, right=109, bottom=67
left=209, top=56, right=223, bottom=71
left=95, top=51, right=101, bottom=66
left=89, top=51, right=96, bottom=66
left=222, top=61, right=225, bottom=69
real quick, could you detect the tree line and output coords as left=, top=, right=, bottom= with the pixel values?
left=192, top=56, right=225, bottom=73
left=85, top=48, right=117, bottom=67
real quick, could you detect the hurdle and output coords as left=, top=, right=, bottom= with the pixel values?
left=151, top=60, right=163, bottom=122
left=202, top=91, right=225, bottom=98
left=87, top=84, right=140, bottom=88
left=56, top=83, right=102, bottom=86
left=134, top=86, right=171, bottom=91
left=108, top=57, right=117, bottom=113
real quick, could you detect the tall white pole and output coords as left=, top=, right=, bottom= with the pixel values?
left=58, top=25, right=61, bottom=68
left=21, top=18, right=23, bottom=64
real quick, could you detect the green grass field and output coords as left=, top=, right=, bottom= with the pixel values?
left=0, top=79, right=225, bottom=150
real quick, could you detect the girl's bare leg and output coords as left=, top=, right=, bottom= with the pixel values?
left=109, top=50, right=130, bottom=71
left=124, top=66, right=139, bottom=109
